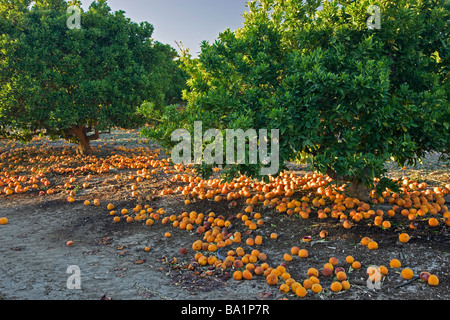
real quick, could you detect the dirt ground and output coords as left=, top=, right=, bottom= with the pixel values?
left=0, top=130, right=449, bottom=301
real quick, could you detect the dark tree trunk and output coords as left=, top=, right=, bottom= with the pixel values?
left=327, top=167, right=370, bottom=201
left=68, top=125, right=100, bottom=155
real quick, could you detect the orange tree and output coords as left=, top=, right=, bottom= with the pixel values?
left=0, top=0, right=186, bottom=154
left=143, top=0, right=449, bottom=200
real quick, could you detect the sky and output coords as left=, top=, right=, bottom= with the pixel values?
left=80, top=0, right=249, bottom=57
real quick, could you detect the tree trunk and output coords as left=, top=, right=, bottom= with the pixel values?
left=68, top=125, right=100, bottom=155
left=345, top=179, right=370, bottom=202
left=326, top=167, right=370, bottom=202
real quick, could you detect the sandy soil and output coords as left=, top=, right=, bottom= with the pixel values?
left=0, top=130, right=449, bottom=300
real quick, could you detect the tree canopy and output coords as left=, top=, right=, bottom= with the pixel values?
left=0, top=0, right=187, bottom=154
left=143, top=0, right=449, bottom=199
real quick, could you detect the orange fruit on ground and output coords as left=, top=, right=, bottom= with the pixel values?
left=283, top=253, right=293, bottom=262
left=341, top=280, right=351, bottom=290
left=113, top=216, right=120, bottom=223
left=379, top=266, right=388, bottom=275
left=291, top=246, right=300, bottom=255
left=303, top=279, right=313, bottom=289
left=0, top=217, right=8, bottom=225
left=311, top=283, right=322, bottom=293
left=295, top=286, right=307, bottom=298
left=428, top=275, right=439, bottom=286
left=390, top=259, right=401, bottom=268
left=242, top=269, right=253, bottom=280
left=329, top=257, right=339, bottom=266
left=233, top=270, right=243, bottom=280
left=336, top=271, right=347, bottom=281
left=298, top=249, right=308, bottom=258
left=279, top=283, right=289, bottom=293
left=270, top=233, right=278, bottom=239
left=399, top=233, right=410, bottom=243
left=266, top=273, right=278, bottom=286
left=107, top=203, right=115, bottom=210
left=254, top=235, right=263, bottom=245
left=144, top=246, right=150, bottom=252
left=367, top=241, right=378, bottom=250
left=307, top=268, right=319, bottom=277
left=164, top=232, right=171, bottom=238
left=84, top=200, right=90, bottom=206
left=428, top=218, right=439, bottom=227
left=330, top=281, right=343, bottom=292
left=345, top=256, right=354, bottom=264
left=351, top=261, right=361, bottom=269
left=66, top=240, right=75, bottom=246
left=145, top=219, right=154, bottom=226
left=360, top=237, right=371, bottom=246
left=401, top=268, right=414, bottom=280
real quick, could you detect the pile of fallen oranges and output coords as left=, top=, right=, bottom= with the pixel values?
left=1, top=135, right=448, bottom=298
